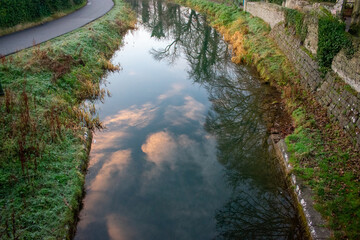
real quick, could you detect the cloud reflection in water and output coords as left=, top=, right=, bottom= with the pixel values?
left=77, top=149, right=132, bottom=233
left=106, top=214, right=137, bottom=240
left=164, top=95, right=206, bottom=125
left=103, top=103, right=158, bottom=128
left=78, top=71, right=223, bottom=239
left=141, top=131, right=177, bottom=166
left=157, top=83, right=185, bottom=101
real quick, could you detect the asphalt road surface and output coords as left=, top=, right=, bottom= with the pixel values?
left=0, top=0, right=114, bottom=56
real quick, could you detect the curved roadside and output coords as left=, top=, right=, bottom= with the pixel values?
left=0, top=0, right=114, bottom=56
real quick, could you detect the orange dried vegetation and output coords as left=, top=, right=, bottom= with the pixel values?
left=213, top=19, right=248, bottom=65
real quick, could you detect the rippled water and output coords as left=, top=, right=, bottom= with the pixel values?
left=75, top=1, right=306, bottom=239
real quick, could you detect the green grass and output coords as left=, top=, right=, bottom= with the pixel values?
left=0, top=0, right=136, bottom=239
left=286, top=106, right=360, bottom=239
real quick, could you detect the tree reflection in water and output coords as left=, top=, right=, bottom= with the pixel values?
left=126, top=0, right=307, bottom=238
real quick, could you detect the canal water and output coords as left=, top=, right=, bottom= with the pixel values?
left=75, top=0, right=306, bottom=239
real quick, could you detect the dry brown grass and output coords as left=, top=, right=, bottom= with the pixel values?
left=213, top=19, right=248, bottom=64
left=25, top=46, right=85, bottom=82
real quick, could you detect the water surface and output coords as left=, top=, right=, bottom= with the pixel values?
left=75, top=1, right=305, bottom=239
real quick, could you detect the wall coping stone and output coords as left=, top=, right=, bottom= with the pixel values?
left=247, top=2, right=285, bottom=28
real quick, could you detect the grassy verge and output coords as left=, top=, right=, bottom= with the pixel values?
left=0, top=0, right=136, bottom=239
left=0, top=1, right=88, bottom=37
left=174, top=0, right=360, bottom=238
left=285, top=99, right=360, bottom=239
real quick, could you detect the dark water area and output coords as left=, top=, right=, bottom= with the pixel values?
left=75, top=0, right=306, bottom=239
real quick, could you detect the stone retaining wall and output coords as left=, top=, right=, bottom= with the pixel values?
left=269, top=23, right=360, bottom=144
left=303, top=15, right=318, bottom=55
left=247, top=2, right=359, bottom=95
left=332, top=49, right=360, bottom=93
left=247, top=2, right=317, bottom=56
left=247, top=2, right=284, bottom=28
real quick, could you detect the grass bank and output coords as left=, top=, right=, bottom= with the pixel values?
left=0, top=0, right=136, bottom=238
left=0, top=0, right=87, bottom=37
left=174, top=0, right=360, bottom=238
left=285, top=96, right=360, bottom=239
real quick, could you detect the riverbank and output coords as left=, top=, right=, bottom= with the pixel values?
left=0, top=0, right=88, bottom=37
left=0, top=0, right=136, bottom=238
left=174, top=0, right=360, bottom=238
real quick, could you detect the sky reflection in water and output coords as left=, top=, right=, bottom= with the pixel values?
left=75, top=1, right=305, bottom=239
left=76, top=27, right=226, bottom=240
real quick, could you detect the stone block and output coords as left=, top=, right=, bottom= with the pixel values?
left=304, top=15, right=318, bottom=56
left=332, top=49, right=360, bottom=93
left=247, top=2, right=285, bottom=28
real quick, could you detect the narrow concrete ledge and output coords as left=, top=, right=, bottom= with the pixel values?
left=270, top=134, right=332, bottom=240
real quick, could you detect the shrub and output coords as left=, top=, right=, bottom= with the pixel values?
left=317, top=13, right=354, bottom=74
left=0, top=0, right=86, bottom=28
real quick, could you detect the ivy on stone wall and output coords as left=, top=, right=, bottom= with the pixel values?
left=284, top=8, right=308, bottom=43
left=0, top=0, right=86, bottom=28
left=317, top=13, right=354, bottom=74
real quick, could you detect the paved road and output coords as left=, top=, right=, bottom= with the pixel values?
left=0, top=0, right=114, bottom=56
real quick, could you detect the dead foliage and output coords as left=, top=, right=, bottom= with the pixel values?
left=214, top=21, right=248, bottom=64
left=287, top=82, right=360, bottom=179
left=26, top=46, right=85, bottom=82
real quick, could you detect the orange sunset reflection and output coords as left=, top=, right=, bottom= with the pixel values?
left=90, top=131, right=129, bottom=167
left=103, top=103, right=157, bottom=128
left=77, top=149, right=132, bottom=230
left=106, top=214, right=137, bottom=240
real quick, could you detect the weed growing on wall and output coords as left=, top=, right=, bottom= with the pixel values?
left=284, top=8, right=308, bottom=43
